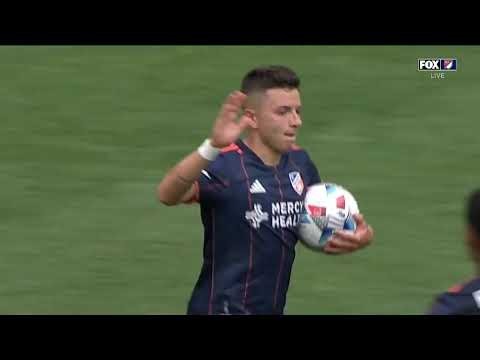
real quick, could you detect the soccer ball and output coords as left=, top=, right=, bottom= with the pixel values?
left=297, top=183, right=360, bottom=251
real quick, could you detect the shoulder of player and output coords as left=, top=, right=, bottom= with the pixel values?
left=205, top=143, right=242, bottom=164
left=445, top=277, right=480, bottom=295
left=287, top=143, right=312, bottom=163
left=220, top=143, right=243, bottom=155
left=202, top=143, right=243, bottom=177
left=208, top=143, right=243, bottom=165
left=429, top=291, right=472, bottom=314
left=431, top=283, right=480, bottom=314
left=217, top=142, right=308, bottom=157
left=457, top=277, right=480, bottom=293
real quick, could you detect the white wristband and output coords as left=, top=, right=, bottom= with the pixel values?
left=197, top=139, right=221, bottom=161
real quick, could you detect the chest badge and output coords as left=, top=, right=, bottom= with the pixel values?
left=289, top=171, right=304, bottom=196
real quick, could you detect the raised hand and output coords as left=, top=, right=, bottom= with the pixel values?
left=210, top=91, right=251, bottom=148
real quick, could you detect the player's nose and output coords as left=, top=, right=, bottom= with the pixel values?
left=290, top=112, right=302, bottom=128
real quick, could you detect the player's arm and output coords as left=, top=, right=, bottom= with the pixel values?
left=156, top=151, right=211, bottom=205
left=157, top=91, right=251, bottom=206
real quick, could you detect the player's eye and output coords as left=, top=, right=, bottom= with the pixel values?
left=296, top=108, right=301, bottom=115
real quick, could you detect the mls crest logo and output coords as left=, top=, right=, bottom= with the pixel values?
left=289, top=171, right=304, bottom=196
left=441, top=59, right=457, bottom=71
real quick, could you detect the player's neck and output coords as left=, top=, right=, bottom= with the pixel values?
left=243, top=136, right=281, bottom=167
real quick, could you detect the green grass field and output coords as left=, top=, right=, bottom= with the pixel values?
left=1, top=46, right=479, bottom=314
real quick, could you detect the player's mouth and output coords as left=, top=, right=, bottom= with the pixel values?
left=284, top=132, right=296, bottom=141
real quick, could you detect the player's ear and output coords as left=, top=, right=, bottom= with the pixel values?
left=243, top=109, right=258, bottom=129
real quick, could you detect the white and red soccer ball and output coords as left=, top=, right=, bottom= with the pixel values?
left=297, top=183, right=359, bottom=251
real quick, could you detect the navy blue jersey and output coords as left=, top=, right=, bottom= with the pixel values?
left=428, top=277, right=480, bottom=315
left=187, top=139, right=321, bottom=315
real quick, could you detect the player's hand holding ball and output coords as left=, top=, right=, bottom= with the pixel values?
left=297, top=183, right=374, bottom=255
left=323, top=213, right=374, bottom=254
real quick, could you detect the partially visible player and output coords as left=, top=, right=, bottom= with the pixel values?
left=157, top=65, right=374, bottom=314
left=428, top=189, right=480, bottom=315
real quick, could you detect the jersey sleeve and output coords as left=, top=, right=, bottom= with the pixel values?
left=304, top=152, right=321, bottom=186
left=187, top=155, right=230, bottom=206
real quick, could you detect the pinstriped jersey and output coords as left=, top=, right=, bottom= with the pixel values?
left=428, top=277, right=480, bottom=315
left=187, top=139, right=321, bottom=315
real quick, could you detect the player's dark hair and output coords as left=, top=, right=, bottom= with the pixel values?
left=467, top=189, right=480, bottom=238
left=241, top=65, right=300, bottom=94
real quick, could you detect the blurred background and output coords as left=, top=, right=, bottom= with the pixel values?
left=1, top=46, right=479, bottom=314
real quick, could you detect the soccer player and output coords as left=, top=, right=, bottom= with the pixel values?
left=428, top=189, right=480, bottom=315
left=157, top=65, right=374, bottom=315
